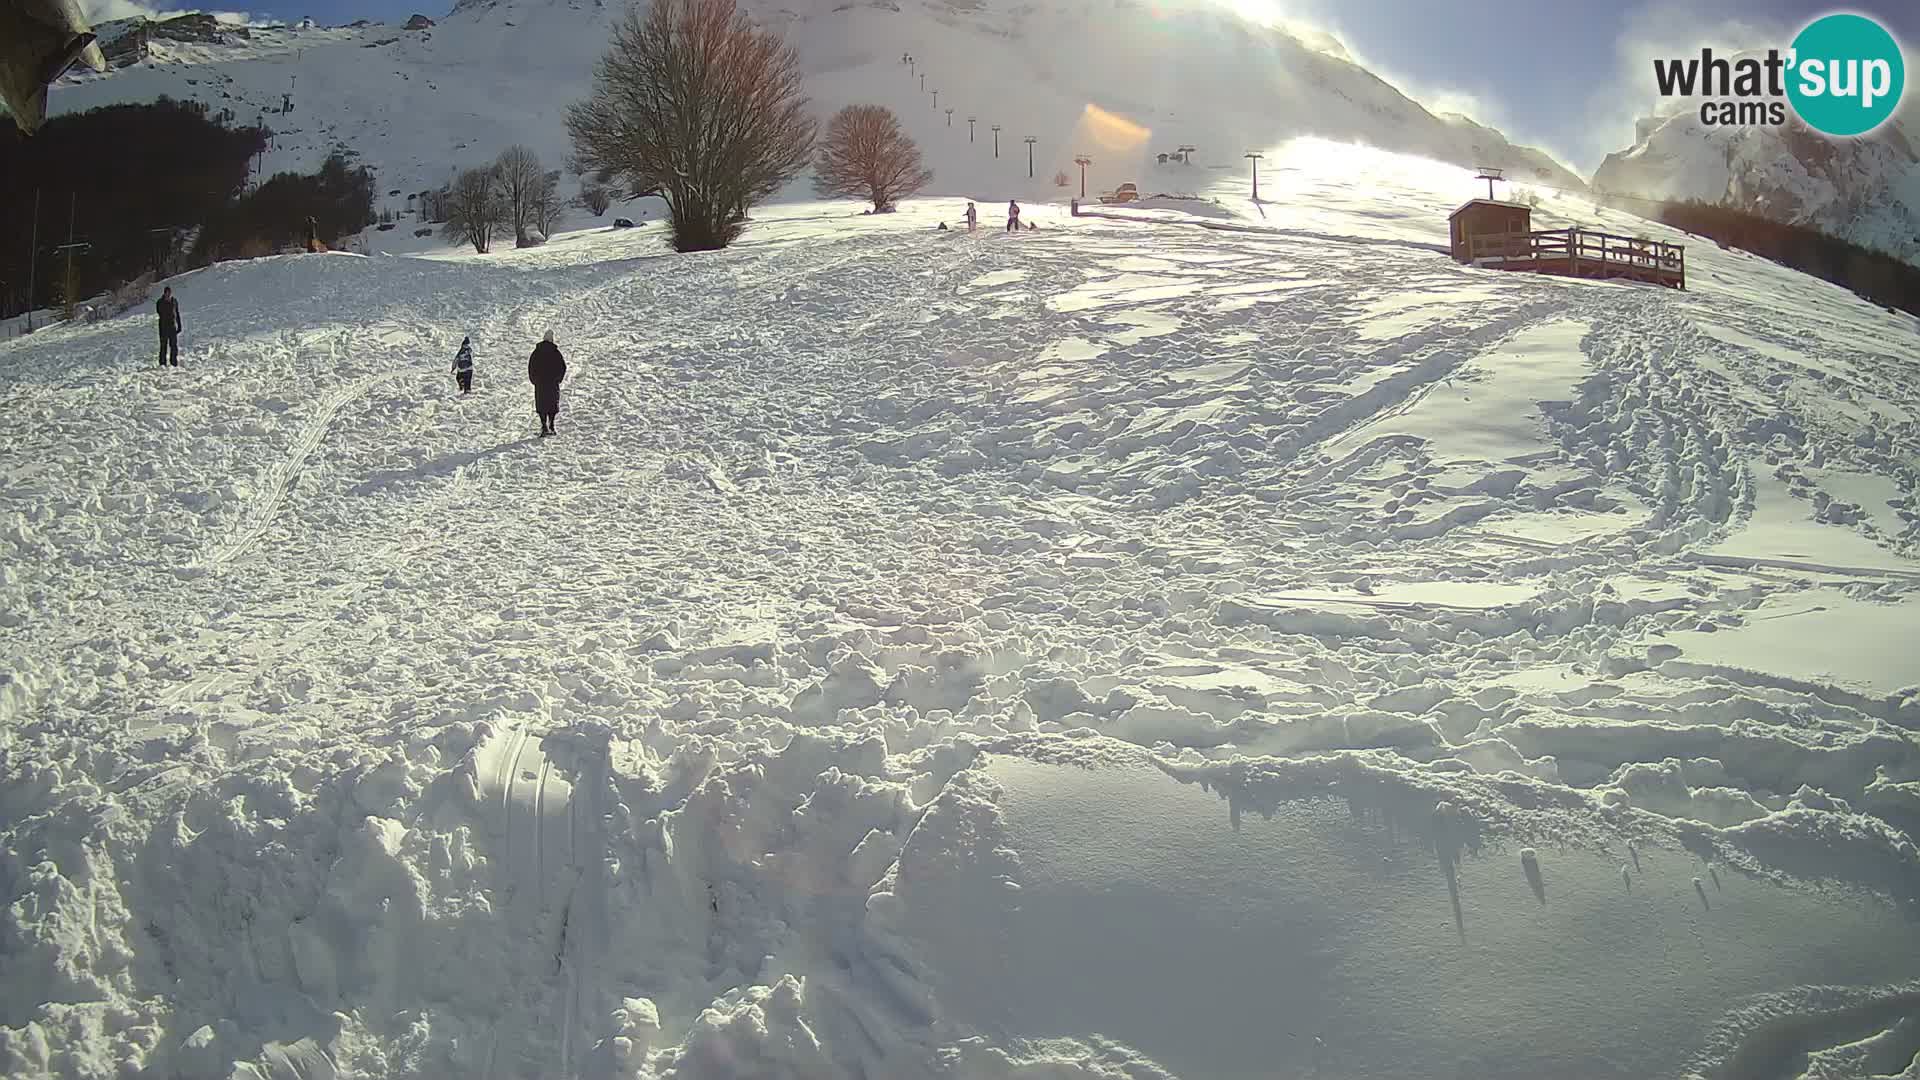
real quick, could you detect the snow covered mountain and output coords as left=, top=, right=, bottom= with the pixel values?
left=1594, top=110, right=1920, bottom=266
left=48, top=0, right=1586, bottom=221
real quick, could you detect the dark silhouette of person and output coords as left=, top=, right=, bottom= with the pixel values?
left=155, top=286, right=181, bottom=367
left=451, top=336, right=474, bottom=394
left=528, top=331, right=566, bottom=435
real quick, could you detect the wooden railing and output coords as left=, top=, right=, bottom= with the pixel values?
left=1468, top=228, right=1685, bottom=287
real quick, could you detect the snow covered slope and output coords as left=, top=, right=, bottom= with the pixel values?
left=1594, top=110, right=1920, bottom=266
left=4, top=139, right=1920, bottom=1079
left=48, top=0, right=1584, bottom=227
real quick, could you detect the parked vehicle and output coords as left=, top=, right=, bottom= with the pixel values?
left=1099, top=182, right=1139, bottom=204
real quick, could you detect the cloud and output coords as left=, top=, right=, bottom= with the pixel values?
left=1571, top=1, right=1792, bottom=172
left=80, top=0, right=264, bottom=24
left=1216, top=5, right=1576, bottom=171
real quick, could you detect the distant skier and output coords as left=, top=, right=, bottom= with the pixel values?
left=1006, top=199, right=1020, bottom=233
left=155, top=286, right=181, bottom=367
left=964, top=201, right=977, bottom=232
left=451, top=336, right=474, bottom=394
left=528, top=330, right=566, bottom=436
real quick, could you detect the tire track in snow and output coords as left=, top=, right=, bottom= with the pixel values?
left=202, top=369, right=382, bottom=569
left=471, top=722, right=609, bottom=1080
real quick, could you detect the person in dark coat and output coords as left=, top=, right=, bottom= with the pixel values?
left=528, top=331, right=566, bottom=435
left=1006, top=200, right=1020, bottom=233
left=451, top=336, right=474, bottom=394
left=155, top=286, right=181, bottom=367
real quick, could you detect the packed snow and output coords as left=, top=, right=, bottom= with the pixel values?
left=5, top=135, right=1920, bottom=1078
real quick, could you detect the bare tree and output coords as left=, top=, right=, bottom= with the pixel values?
left=578, top=184, right=613, bottom=216
left=813, top=105, right=932, bottom=213
left=494, top=145, right=548, bottom=247
left=567, top=0, right=816, bottom=252
left=442, top=166, right=508, bottom=253
left=531, top=171, right=564, bottom=238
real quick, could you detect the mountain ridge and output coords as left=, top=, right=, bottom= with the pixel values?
left=51, top=0, right=1587, bottom=220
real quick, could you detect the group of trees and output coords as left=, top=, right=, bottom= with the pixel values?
left=0, top=0, right=938, bottom=306
left=195, top=150, right=375, bottom=261
left=1656, top=200, right=1920, bottom=319
left=0, top=97, right=264, bottom=317
left=441, top=145, right=565, bottom=253
left=0, top=99, right=383, bottom=317
left=567, top=0, right=930, bottom=252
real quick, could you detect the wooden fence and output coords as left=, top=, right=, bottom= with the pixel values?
left=1467, top=228, right=1685, bottom=289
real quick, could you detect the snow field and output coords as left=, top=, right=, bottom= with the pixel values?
left=2, top=149, right=1920, bottom=1078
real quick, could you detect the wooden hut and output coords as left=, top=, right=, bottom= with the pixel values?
left=1449, top=199, right=1533, bottom=262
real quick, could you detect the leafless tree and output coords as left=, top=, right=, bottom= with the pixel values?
left=578, top=184, right=613, bottom=216
left=566, top=0, right=816, bottom=252
left=442, top=166, right=508, bottom=253
left=813, top=105, right=932, bottom=212
left=530, top=171, right=564, bottom=238
left=494, top=144, right=548, bottom=247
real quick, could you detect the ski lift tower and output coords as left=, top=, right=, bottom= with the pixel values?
left=1475, top=165, right=1504, bottom=201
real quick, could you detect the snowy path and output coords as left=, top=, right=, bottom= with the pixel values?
left=3, top=193, right=1920, bottom=1079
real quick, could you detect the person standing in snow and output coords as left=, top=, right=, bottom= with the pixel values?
left=155, top=286, right=182, bottom=367
left=451, top=336, right=474, bottom=394
left=528, top=331, right=566, bottom=436
left=1006, top=199, right=1021, bottom=233
left=964, top=201, right=977, bottom=232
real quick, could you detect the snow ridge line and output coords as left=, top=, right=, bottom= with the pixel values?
left=1075, top=206, right=1454, bottom=257
left=201, top=369, right=382, bottom=569
left=1292, top=296, right=1579, bottom=473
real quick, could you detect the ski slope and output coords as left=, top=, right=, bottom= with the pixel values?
left=3, top=140, right=1920, bottom=1079
left=48, top=0, right=1586, bottom=238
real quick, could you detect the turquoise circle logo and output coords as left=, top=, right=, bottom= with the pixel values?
left=1787, top=13, right=1905, bottom=136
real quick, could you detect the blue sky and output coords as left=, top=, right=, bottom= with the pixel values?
left=88, top=0, right=1917, bottom=174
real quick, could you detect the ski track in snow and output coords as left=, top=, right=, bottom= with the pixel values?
left=202, top=368, right=381, bottom=569
left=3, top=182, right=1920, bottom=1080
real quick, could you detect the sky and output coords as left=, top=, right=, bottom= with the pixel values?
left=1263, top=0, right=1920, bottom=172
left=78, top=0, right=1920, bottom=175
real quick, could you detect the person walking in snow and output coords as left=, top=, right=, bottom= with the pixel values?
left=1006, top=199, right=1021, bottom=233
left=451, top=336, right=474, bottom=394
left=964, top=201, right=977, bottom=232
left=155, top=286, right=182, bottom=367
left=528, top=330, right=566, bottom=436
